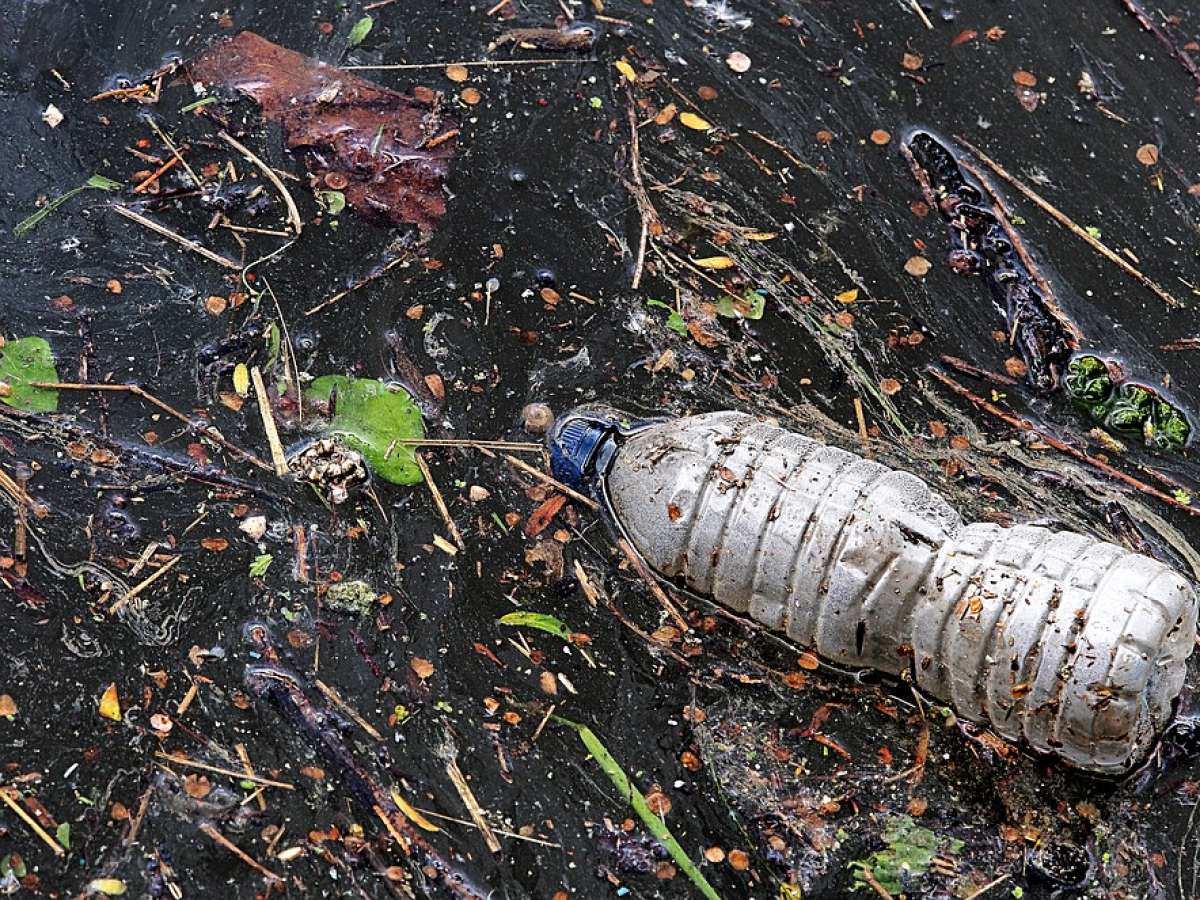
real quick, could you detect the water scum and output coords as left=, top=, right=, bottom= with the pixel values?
left=3, top=0, right=1200, bottom=897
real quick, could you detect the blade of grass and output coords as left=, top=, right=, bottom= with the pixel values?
left=559, top=718, right=722, bottom=900
left=14, top=174, right=122, bottom=236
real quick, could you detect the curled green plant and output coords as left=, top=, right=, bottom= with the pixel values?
left=1106, top=384, right=1153, bottom=434
left=1147, top=398, right=1191, bottom=452
left=1064, top=354, right=1113, bottom=406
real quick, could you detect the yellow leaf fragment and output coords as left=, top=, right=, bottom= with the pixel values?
left=742, top=231, right=778, bottom=241
left=679, top=111, right=712, bottom=132
left=88, top=880, right=128, bottom=896
left=614, top=59, right=637, bottom=82
left=232, top=363, right=250, bottom=397
left=692, top=256, right=735, bottom=270
left=99, top=683, right=121, bottom=721
left=390, top=788, right=441, bottom=832
left=835, top=288, right=859, bottom=304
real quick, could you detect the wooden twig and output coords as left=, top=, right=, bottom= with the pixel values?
left=314, top=679, right=384, bottom=741
left=939, top=355, right=1018, bottom=386
left=410, top=806, right=561, bottom=846
left=236, top=743, right=268, bottom=812
left=156, top=753, right=295, bottom=789
left=965, top=873, right=1011, bottom=900
left=1119, top=0, right=1200, bottom=87
left=250, top=366, right=289, bottom=476
left=853, top=397, right=870, bottom=456
left=500, top=452, right=600, bottom=510
left=304, top=252, right=413, bottom=316
left=111, top=204, right=241, bottom=270
left=200, top=822, right=282, bottom=882
left=624, top=84, right=654, bottom=290
left=927, top=367, right=1200, bottom=517
left=132, top=155, right=181, bottom=193
left=954, top=136, right=1185, bottom=309
left=392, top=438, right=541, bottom=452
left=444, top=759, right=501, bottom=854
left=109, top=554, right=180, bottom=614
left=145, top=117, right=201, bottom=187
left=344, top=58, right=594, bottom=71
left=618, top=538, right=689, bottom=632
left=125, top=784, right=152, bottom=846
left=218, top=131, right=303, bottom=237
left=0, top=462, right=45, bottom=516
left=957, top=157, right=1084, bottom=344
left=415, top=452, right=465, bottom=551
left=33, top=380, right=273, bottom=472
left=909, top=0, right=933, bottom=30
left=0, top=787, right=64, bottom=856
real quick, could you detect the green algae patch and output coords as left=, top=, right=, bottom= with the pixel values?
left=305, top=376, right=425, bottom=485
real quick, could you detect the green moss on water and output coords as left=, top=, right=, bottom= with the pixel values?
left=849, top=815, right=963, bottom=894
left=324, top=580, right=377, bottom=615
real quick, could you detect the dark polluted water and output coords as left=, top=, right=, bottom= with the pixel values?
left=2, top=0, right=1200, bottom=897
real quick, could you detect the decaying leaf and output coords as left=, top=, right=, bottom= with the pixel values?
left=679, top=111, right=712, bottom=131
left=190, top=32, right=456, bottom=232
left=99, top=683, right=121, bottom=721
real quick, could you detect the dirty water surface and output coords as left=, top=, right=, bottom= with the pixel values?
left=3, top=0, right=1200, bottom=897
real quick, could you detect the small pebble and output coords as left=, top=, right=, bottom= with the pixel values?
left=522, top=402, right=554, bottom=436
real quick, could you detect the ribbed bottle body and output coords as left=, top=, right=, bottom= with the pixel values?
left=605, top=412, right=1196, bottom=774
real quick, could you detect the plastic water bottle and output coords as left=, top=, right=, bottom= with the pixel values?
left=548, top=408, right=1198, bottom=775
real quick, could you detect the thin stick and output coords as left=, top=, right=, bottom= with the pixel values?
left=393, top=438, right=542, bottom=452
left=132, top=155, right=181, bottom=193
left=501, top=453, right=599, bottom=510
left=218, top=131, right=303, bottom=237
left=445, top=759, right=501, bottom=854
left=625, top=85, right=653, bottom=290
left=965, top=873, right=1011, bottom=900
left=304, top=252, right=412, bottom=316
left=0, top=787, right=64, bottom=856
left=853, top=397, right=870, bottom=455
left=251, top=366, right=289, bottom=476
left=111, top=204, right=241, bottom=271
left=314, top=679, right=384, bottom=741
left=410, top=806, right=561, bottom=846
left=176, top=681, right=199, bottom=716
left=415, top=452, right=465, bottom=551
left=955, top=136, right=1184, bottom=309
left=1119, top=0, right=1200, bottom=87
left=199, top=823, right=282, bottom=882
left=0, top=462, right=44, bottom=516
left=109, top=554, right=180, bottom=614
left=145, top=117, right=201, bottom=188
left=957, top=157, right=1083, bottom=344
left=927, top=367, right=1200, bottom=517
left=33, top=380, right=273, bottom=472
left=344, top=58, right=594, bottom=71
left=619, top=538, right=690, bottom=632
left=909, top=0, right=933, bottom=30
left=125, top=784, right=152, bottom=846
left=236, top=743, right=268, bottom=812
left=156, top=753, right=295, bottom=789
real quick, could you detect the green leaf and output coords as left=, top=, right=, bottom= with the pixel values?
left=849, top=815, right=962, bottom=895
left=14, top=174, right=121, bottom=237
left=304, top=376, right=426, bottom=485
left=348, top=15, right=374, bottom=47
left=180, top=96, right=217, bottom=114
left=716, top=289, right=766, bottom=320
left=1085, top=226, right=1102, bottom=239
left=248, top=554, right=273, bottom=577
left=497, top=611, right=573, bottom=642
left=315, top=190, right=346, bottom=216
left=559, top=719, right=722, bottom=900
left=647, top=299, right=687, bottom=336
left=0, top=337, right=60, bottom=412
left=56, top=822, right=70, bottom=850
